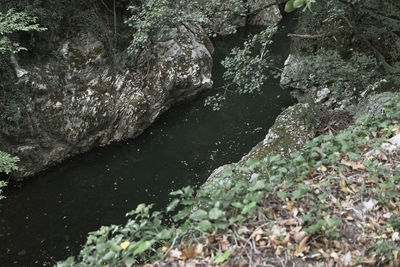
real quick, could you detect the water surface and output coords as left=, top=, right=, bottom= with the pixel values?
left=0, top=20, right=294, bottom=266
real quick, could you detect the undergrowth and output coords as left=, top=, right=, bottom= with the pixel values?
left=58, top=92, right=400, bottom=266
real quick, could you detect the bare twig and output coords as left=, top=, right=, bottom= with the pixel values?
left=163, top=232, right=180, bottom=259
left=287, top=33, right=333, bottom=39
left=113, top=0, right=117, bottom=50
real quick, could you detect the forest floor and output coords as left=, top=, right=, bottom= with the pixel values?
left=148, top=101, right=400, bottom=267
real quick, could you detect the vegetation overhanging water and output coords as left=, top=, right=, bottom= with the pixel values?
left=0, top=19, right=294, bottom=266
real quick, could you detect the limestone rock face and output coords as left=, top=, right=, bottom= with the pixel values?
left=210, top=0, right=282, bottom=36
left=280, top=54, right=337, bottom=107
left=240, top=103, right=315, bottom=161
left=248, top=0, right=282, bottom=27
left=1, top=24, right=213, bottom=179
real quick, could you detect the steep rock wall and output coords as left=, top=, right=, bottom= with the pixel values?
left=1, top=24, right=213, bottom=179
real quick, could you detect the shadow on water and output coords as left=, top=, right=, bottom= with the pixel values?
left=0, top=14, right=296, bottom=266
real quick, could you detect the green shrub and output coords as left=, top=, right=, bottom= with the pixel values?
left=0, top=150, right=19, bottom=174
left=59, top=92, right=400, bottom=266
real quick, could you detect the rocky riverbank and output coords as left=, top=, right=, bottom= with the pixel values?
left=0, top=1, right=283, bottom=180
left=0, top=24, right=213, bottom=179
left=55, top=1, right=400, bottom=266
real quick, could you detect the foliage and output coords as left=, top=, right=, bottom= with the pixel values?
left=0, top=8, right=46, bottom=54
left=0, top=150, right=19, bottom=174
left=284, top=0, right=315, bottom=13
left=284, top=0, right=400, bottom=111
left=205, top=27, right=278, bottom=111
left=0, top=180, right=7, bottom=200
left=0, top=150, right=18, bottom=200
left=288, top=50, right=381, bottom=106
left=388, top=214, right=400, bottom=232
left=59, top=204, right=173, bottom=266
left=124, top=0, right=248, bottom=57
left=59, top=92, right=400, bottom=266
left=373, top=240, right=400, bottom=262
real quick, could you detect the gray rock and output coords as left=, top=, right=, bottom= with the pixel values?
left=315, top=87, right=331, bottom=103
left=353, top=92, right=391, bottom=118
left=205, top=103, right=316, bottom=183
left=280, top=54, right=338, bottom=108
left=240, top=103, right=315, bottom=161
left=209, top=0, right=282, bottom=36
left=280, top=54, right=301, bottom=88
left=248, top=0, right=282, bottom=27
left=1, top=24, right=213, bottom=179
left=206, top=164, right=231, bottom=182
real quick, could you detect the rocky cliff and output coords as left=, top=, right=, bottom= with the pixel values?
left=0, top=1, right=284, bottom=179
left=0, top=24, right=213, bottom=179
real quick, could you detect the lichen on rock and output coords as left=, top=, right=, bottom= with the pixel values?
left=241, top=103, right=315, bottom=161
left=207, top=103, right=316, bottom=183
left=0, top=24, right=213, bottom=179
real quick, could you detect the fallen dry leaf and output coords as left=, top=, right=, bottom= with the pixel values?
left=341, top=159, right=366, bottom=170
left=169, top=249, right=182, bottom=258
left=294, top=235, right=309, bottom=257
left=283, top=218, right=298, bottom=226
left=340, top=179, right=354, bottom=194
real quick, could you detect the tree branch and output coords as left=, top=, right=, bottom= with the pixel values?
left=287, top=33, right=333, bottom=39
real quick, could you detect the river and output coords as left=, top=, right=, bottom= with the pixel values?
left=0, top=17, right=294, bottom=266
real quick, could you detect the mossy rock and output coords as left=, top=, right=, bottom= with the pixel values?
left=241, top=103, right=315, bottom=162
left=206, top=103, right=316, bottom=183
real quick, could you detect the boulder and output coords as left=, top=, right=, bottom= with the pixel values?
left=206, top=103, right=316, bottom=183
left=247, top=0, right=282, bottom=27
left=280, top=54, right=337, bottom=107
left=240, top=103, right=315, bottom=161
left=0, top=24, right=213, bottom=179
left=210, top=0, right=282, bottom=36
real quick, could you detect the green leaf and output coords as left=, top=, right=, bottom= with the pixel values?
left=136, top=203, right=146, bottom=213
left=306, top=0, right=313, bottom=10
left=133, top=241, right=152, bottom=255
left=166, top=199, right=180, bottom=212
left=198, top=220, right=212, bottom=232
left=293, top=0, right=306, bottom=9
left=245, top=158, right=260, bottom=169
left=231, top=202, right=243, bottom=209
left=209, top=208, right=223, bottom=220
left=190, top=209, right=208, bottom=221
left=214, top=221, right=228, bottom=229
left=170, top=189, right=183, bottom=196
left=214, top=251, right=230, bottom=263
left=241, top=201, right=257, bottom=214
left=277, top=191, right=287, bottom=200
left=173, top=207, right=191, bottom=221
left=285, top=0, right=296, bottom=13
left=0, top=150, right=19, bottom=174
left=156, top=229, right=172, bottom=239
left=249, top=180, right=266, bottom=191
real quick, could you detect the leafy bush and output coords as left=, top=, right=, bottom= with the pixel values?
left=0, top=150, right=19, bottom=199
left=205, top=26, right=278, bottom=110
left=287, top=50, right=380, bottom=105
left=58, top=92, right=400, bottom=266
left=0, top=8, right=46, bottom=54
left=0, top=150, right=19, bottom=174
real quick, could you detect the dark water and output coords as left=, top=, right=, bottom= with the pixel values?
left=0, top=20, right=294, bottom=266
